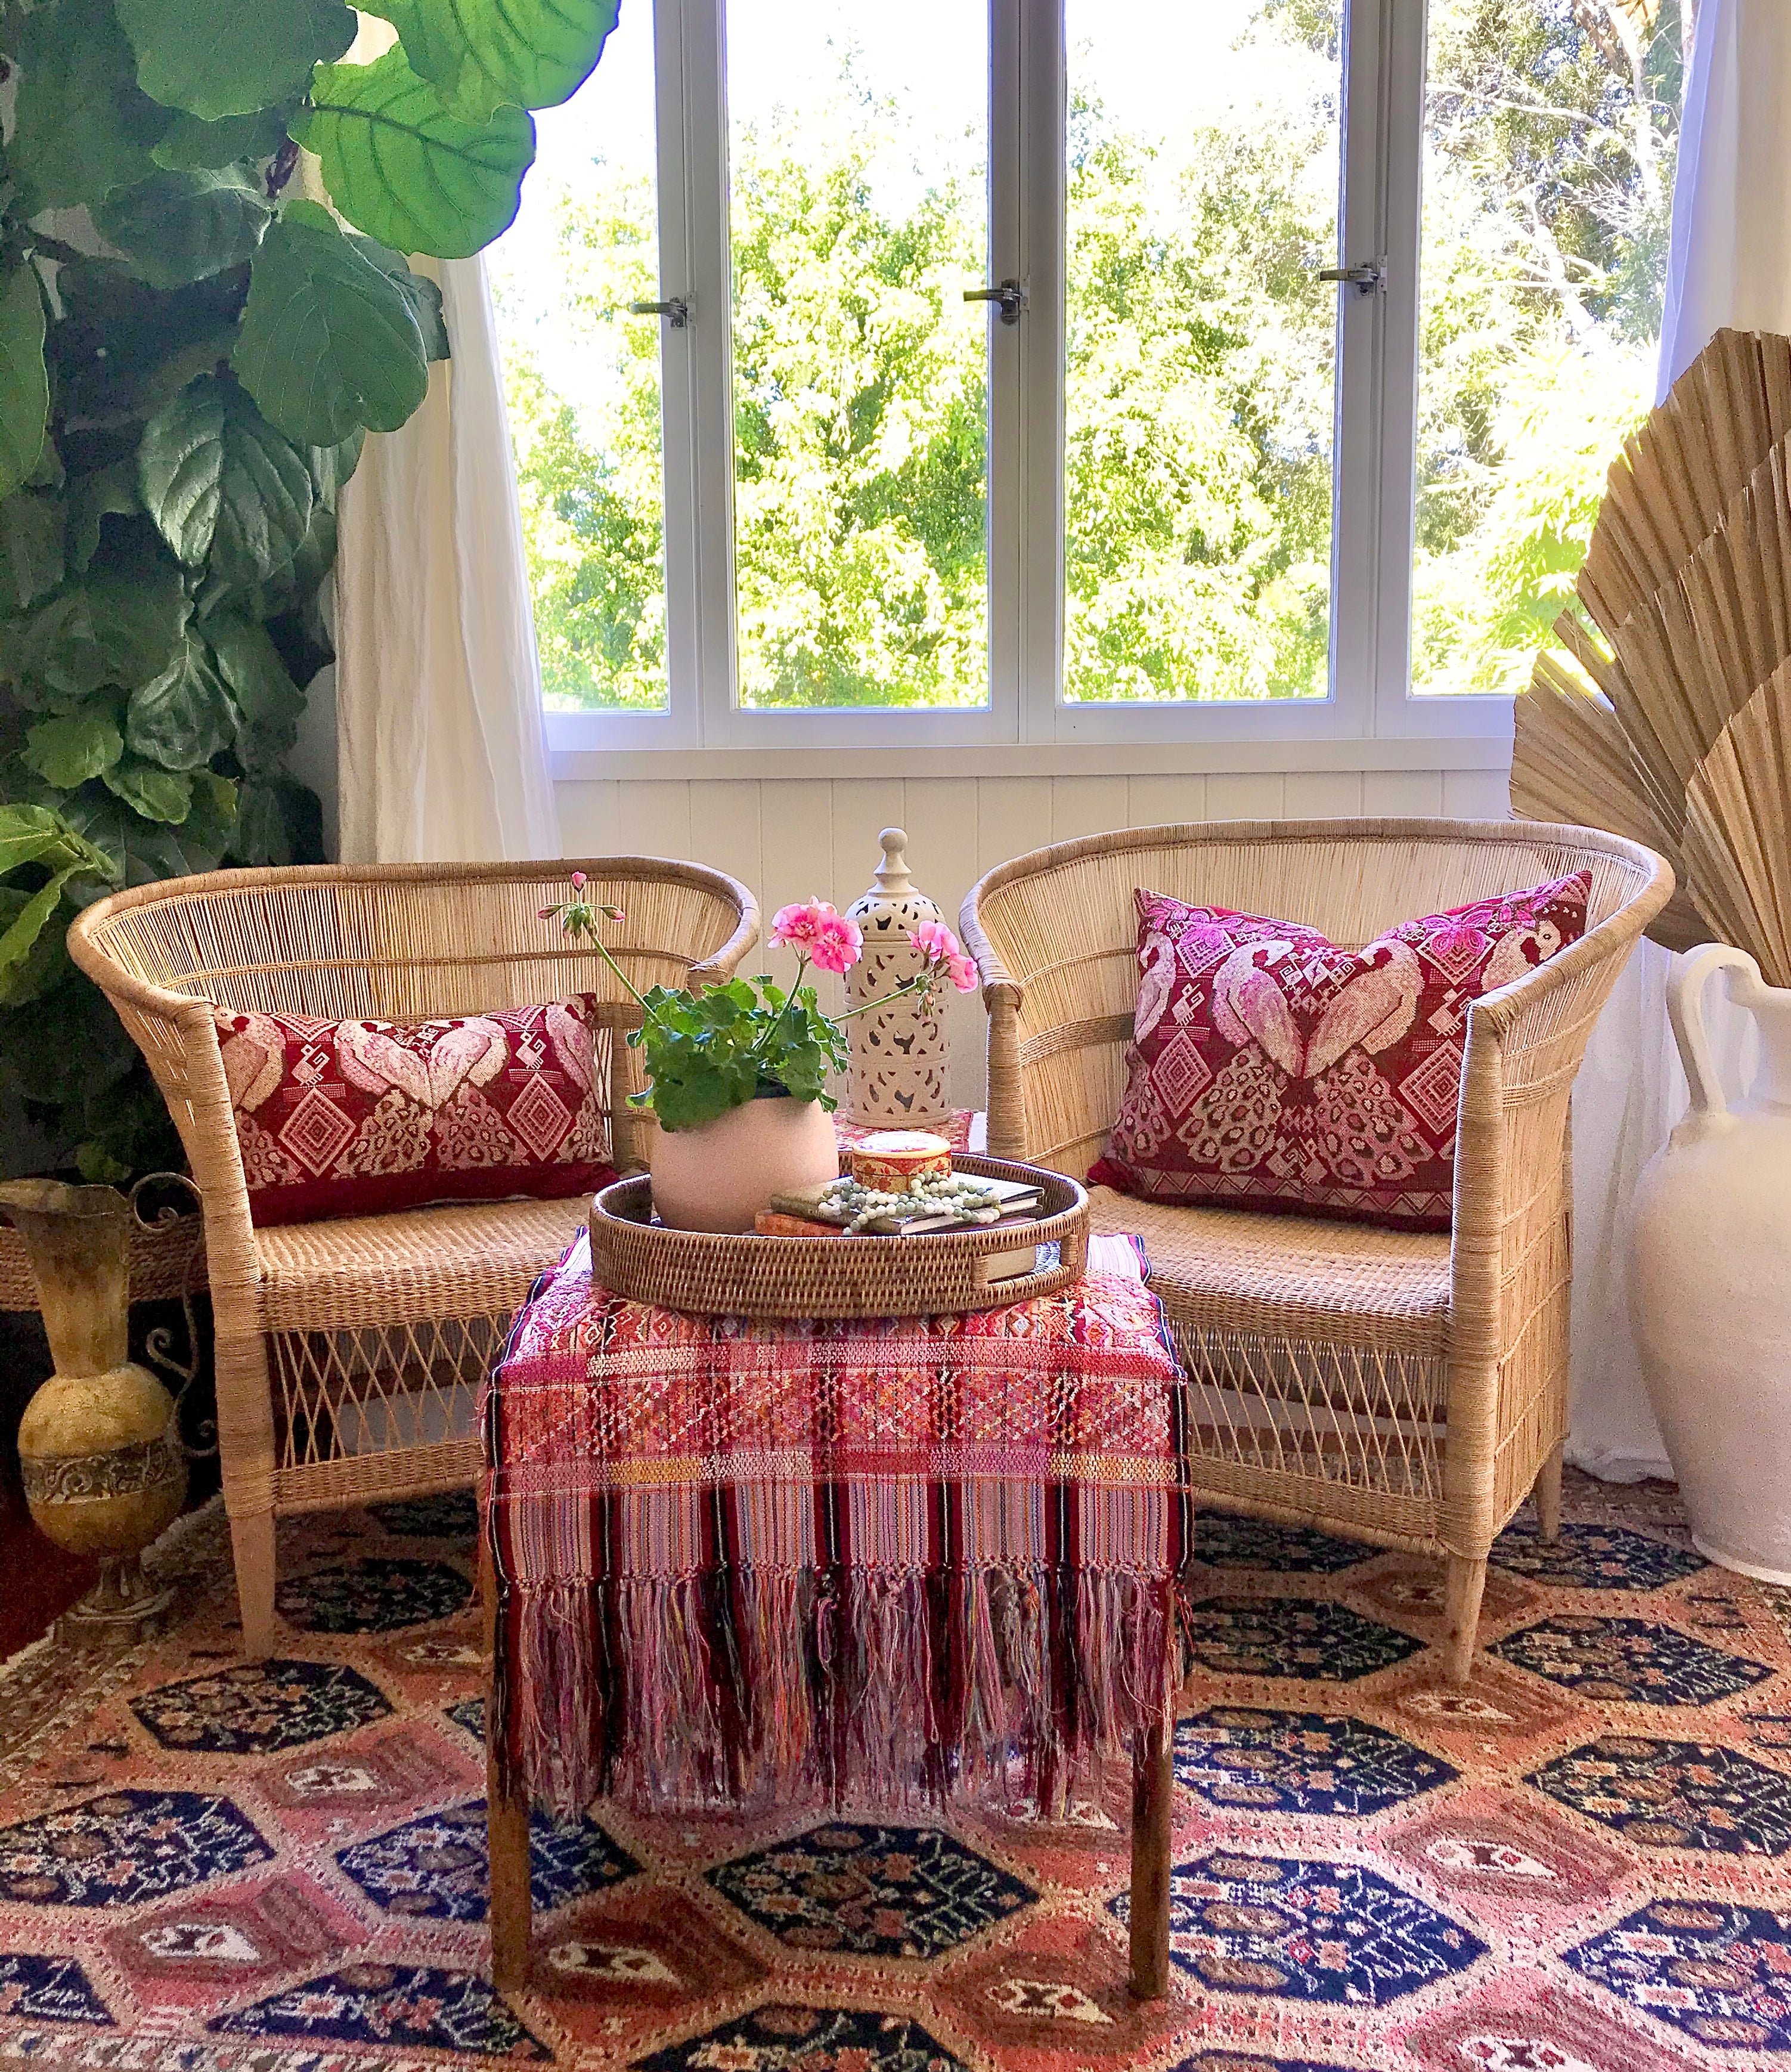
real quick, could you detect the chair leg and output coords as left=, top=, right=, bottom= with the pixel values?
left=1533, top=1441, right=1564, bottom=1543
left=488, top=1751, right=532, bottom=1996
left=1128, top=1715, right=1175, bottom=2001
left=1442, top=1554, right=1487, bottom=1686
left=231, top=1510, right=277, bottom=1660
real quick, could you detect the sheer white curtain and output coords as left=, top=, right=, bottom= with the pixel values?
left=334, top=255, right=559, bottom=864
left=1566, top=0, right=1791, bottom=1478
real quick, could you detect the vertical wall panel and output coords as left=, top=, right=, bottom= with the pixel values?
left=899, top=776, right=984, bottom=1110
left=1362, top=769, right=1445, bottom=816
left=1284, top=769, right=1365, bottom=818
left=613, top=780, right=693, bottom=860
left=1051, top=775, right=1132, bottom=843
left=556, top=779, right=621, bottom=856
left=1126, top=773, right=1207, bottom=828
left=974, top=776, right=1055, bottom=881
left=1206, top=772, right=1287, bottom=820
left=1442, top=767, right=1511, bottom=819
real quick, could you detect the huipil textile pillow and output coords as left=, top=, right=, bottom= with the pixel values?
left=1087, top=871, right=1592, bottom=1231
left=213, top=997, right=618, bottom=1227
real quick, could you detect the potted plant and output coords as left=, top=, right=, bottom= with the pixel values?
left=543, top=875, right=979, bottom=1231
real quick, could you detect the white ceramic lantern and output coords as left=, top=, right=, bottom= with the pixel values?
left=843, top=828, right=953, bottom=1129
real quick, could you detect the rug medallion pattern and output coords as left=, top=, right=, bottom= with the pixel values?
left=0, top=1477, right=1787, bottom=2071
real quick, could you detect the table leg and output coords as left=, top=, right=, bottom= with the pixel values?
left=488, top=1752, right=532, bottom=1995
left=1128, top=1712, right=1175, bottom=2000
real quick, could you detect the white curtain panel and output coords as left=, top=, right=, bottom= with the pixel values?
left=1566, top=0, right=1791, bottom=1478
left=334, top=254, right=560, bottom=865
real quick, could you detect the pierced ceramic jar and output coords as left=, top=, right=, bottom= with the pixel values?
left=647, top=1091, right=841, bottom=1233
left=1631, top=944, right=1791, bottom=1581
left=843, top=828, right=953, bottom=1130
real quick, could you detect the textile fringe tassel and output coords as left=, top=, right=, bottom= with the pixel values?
left=496, top=1562, right=1178, bottom=1819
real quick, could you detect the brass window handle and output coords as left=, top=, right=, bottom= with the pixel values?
left=627, top=298, right=690, bottom=329
left=963, top=280, right=1027, bottom=325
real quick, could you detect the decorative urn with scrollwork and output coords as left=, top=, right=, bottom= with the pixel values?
left=842, top=828, right=954, bottom=1129
left=0, top=1178, right=199, bottom=1634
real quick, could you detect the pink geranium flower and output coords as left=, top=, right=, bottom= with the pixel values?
left=947, top=950, right=979, bottom=992
left=909, top=918, right=958, bottom=961
left=771, top=899, right=863, bottom=972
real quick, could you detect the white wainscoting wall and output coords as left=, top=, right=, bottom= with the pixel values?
left=554, top=761, right=1514, bottom=1110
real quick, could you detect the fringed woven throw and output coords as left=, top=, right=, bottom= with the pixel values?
left=485, top=1231, right=1190, bottom=1817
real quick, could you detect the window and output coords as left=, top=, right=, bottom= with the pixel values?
left=489, top=0, right=1684, bottom=753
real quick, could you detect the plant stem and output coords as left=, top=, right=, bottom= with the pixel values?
left=832, top=972, right=933, bottom=1022
left=751, top=952, right=808, bottom=1066
left=574, top=919, right=655, bottom=1016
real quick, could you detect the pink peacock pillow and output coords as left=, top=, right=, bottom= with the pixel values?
left=213, top=996, right=618, bottom=1227
left=1087, top=872, right=1592, bottom=1231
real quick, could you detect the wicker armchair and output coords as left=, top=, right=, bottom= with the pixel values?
left=69, top=857, right=757, bottom=1656
left=962, top=818, right=1672, bottom=1680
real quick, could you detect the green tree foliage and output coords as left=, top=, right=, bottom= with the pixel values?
left=0, top=0, right=618, bottom=1179
left=501, top=0, right=1681, bottom=711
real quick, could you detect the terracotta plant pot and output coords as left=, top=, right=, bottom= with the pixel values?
left=648, top=1092, right=840, bottom=1233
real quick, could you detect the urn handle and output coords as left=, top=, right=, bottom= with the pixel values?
left=1669, top=943, right=1766, bottom=1138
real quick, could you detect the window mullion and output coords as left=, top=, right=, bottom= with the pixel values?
left=666, top=0, right=735, bottom=748
left=1017, top=0, right=1064, bottom=745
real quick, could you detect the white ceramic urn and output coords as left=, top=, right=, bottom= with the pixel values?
left=1631, top=943, right=1791, bottom=1581
left=842, top=828, right=953, bottom=1130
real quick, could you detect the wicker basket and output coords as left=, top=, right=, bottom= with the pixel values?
left=587, top=1156, right=1089, bottom=1319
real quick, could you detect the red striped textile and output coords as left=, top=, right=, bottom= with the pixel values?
left=485, top=1232, right=1189, bottom=1817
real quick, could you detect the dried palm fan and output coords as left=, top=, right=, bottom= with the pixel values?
left=1610, top=435, right=1791, bottom=834
left=1578, top=329, right=1791, bottom=643
left=1514, top=651, right=1709, bottom=952
left=1681, top=661, right=1791, bottom=989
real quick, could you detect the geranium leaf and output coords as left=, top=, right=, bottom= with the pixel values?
left=8, top=0, right=169, bottom=210
left=115, top=0, right=355, bottom=120
left=152, top=107, right=294, bottom=171
left=126, top=627, right=236, bottom=769
left=233, top=201, right=431, bottom=445
left=293, top=48, right=535, bottom=259
left=93, top=168, right=273, bottom=290
left=140, top=373, right=316, bottom=583
left=0, top=269, right=49, bottom=503
left=370, top=0, right=619, bottom=122
left=23, top=709, right=125, bottom=789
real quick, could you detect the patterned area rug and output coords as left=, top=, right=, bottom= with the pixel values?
left=3, top=1475, right=1790, bottom=2072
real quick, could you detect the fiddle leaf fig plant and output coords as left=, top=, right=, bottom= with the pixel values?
left=0, top=0, right=620, bottom=1181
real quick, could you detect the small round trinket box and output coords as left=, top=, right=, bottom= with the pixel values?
left=847, top=1130, right=953, bottom=1192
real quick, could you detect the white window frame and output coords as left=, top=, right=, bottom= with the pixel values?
left=543, top=0, right=1513, bottom=764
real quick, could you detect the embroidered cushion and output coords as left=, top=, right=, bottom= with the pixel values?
left=1087, top=871, right=1592, bottom=1231
left=214, top=997, right=617, bottom=1227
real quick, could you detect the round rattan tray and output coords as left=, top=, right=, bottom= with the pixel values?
left=588, top=1155, right=1089, bottom=1319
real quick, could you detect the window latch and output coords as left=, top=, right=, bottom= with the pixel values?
left=627, top=298, right=690, bottom=329
left=1316, top=259, right=1386, bottom=296
left=963, top=280, right=1028, bottom=326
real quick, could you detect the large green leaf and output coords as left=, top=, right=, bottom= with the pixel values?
left=152, top=106, right=293, bottom=171
left=370, top=0, right=619, bottom=122
left=116, top=0, right=355, bottom=119
left=233, top=201, right=430, bottom=445
left=353, top=240, right=450, bottom=360
left=0, top=968, right=138, bottom=1107
left=0, top=801, right=117, bottom=880
left=293, top=49, right=535, bottom=258
left=0, top=885, right=73, bottom=1006
left=126, top=627, right=236, bottom=769
left=66, top=461, right=143, bottom=574
left=60, top=777, right=233, bottom=888
left=0, top=492, right=66, bottom=612
left=23, top=709, right=125, bottom=789
left=140, top=374, right=316, bottom=584
left=207, top=609, right=304, bottom=772
left=103, top=756, right=193, bottom=823
left=8, top=0, right=169, bottom=210
left=93, top=168, right=274, bottom=290
left=310, top=430, right=366, bottom=511
left=0, top=270, right=49, bottom=504
left=0, top=550, right=190, bottom=710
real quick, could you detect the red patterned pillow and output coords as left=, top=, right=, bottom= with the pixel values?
left=1087, top=872, right=1592, bottom=1230
left=213, top=998, right=617, bottom=1227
